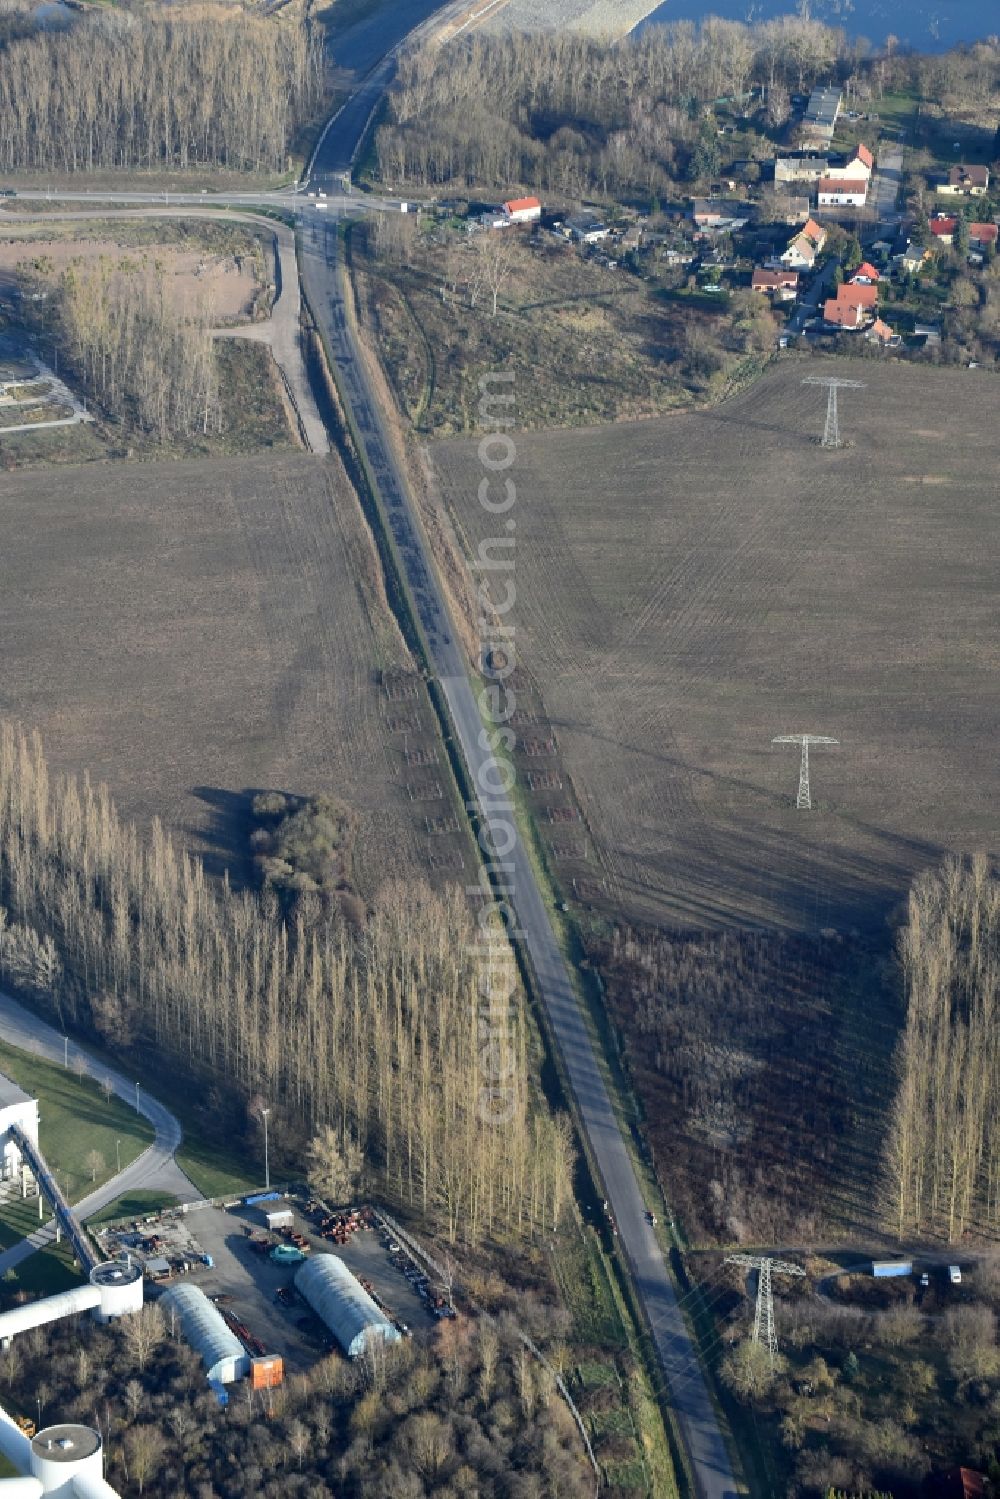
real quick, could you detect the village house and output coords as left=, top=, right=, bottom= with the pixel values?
left=823, top=143, right=875, bottom=181
left=751, top=267, right=800, bottom=299
left=690, top=198, right=752, bottom=231
left=850, top=262, right=880, bottom=284
left=969, top=222, right=998, bottom=251
left=823, top=297, right=866, bottom=329
left=502, top=195, right=542, bottom=224
left=774, top=156, right=830, bottom=185
left=866, top=317, right=897, bottom=346
left=892, top=234, right=929, bottom=273
left=801, top=85, right=842, bottom=147
left=937, top=164, right=990, bottom=196
left=929, top=215, right=958, bottom=246
left=562, top=210, right=609, bottom=243
left=817, top=176, right=868, bottom=207
left=778, top=217, right=827, bottom=268
left=823, top=280, right=878, bottom=329
left=776, top=195, right=811, bottom=225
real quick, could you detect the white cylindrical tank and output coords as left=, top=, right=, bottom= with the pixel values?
left=88, top=1262, right=143, bottom=1323
left=29, top=1427, right=103, bottom=1499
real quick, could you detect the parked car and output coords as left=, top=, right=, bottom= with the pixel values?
left=949, top=1265, right=962, bottom=1285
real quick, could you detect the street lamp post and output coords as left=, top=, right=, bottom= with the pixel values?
left=260, top=1108, right=271, bottom=1191
left=115, top=1139, right=121, bottom=1174
left=134, top=1082, right=140, bottom=1114
left=62, top=1036, right=68, bottom=1070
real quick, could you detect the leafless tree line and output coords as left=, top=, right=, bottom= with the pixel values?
left=887, top=854, right=1000, bottom=1242
left=10, top=1303, right=594, bottom=1497
left=377, top=18, right=854, bottom=198
left=27, top=257, right=222, bottom=441
left=0, top=724, right=573, bottom=1245
left=0, top=11, right=323, bottom=173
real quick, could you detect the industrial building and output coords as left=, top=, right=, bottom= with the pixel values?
left=802, top=85, right=842, bottom=145
left=295, top=1253, right=402, bottom=1359
left=0, top=1076, right=38, bottom=1182
left=0, top=1261, right=142, bottom=1347
left=0, top=1411, right=120, bottom=1498
left=161, top=1283, right=250, bottom=1384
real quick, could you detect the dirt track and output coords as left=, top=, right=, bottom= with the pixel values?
left=429, top=357, right=1000, bottom=933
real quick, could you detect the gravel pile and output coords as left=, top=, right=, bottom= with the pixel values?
left=484, top=0, right=660, bottom=40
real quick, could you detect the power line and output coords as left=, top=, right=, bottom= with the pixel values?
left=772, top=734, right=838, bottom=810
left=802, top=375, right=866, bottom=448
left=725, top=1253, right=805, bottom=1365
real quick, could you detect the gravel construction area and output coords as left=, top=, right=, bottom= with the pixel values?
left=97, top=1197, right=438, bottom=1372
left=483, top=0, right=660, bottom=37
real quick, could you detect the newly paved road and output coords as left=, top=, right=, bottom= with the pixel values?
left=300, top=210, right=737, bottom=1499
left=0, top=989, right=200, bottom=1272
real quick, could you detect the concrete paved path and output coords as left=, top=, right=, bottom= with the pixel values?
left=0, top=989, right=200, bottom=1273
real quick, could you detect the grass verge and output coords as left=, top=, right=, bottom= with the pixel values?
left=0, top=1037, right=153, bottom=1218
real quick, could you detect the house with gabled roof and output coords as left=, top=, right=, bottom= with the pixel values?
left=751, top=267, right=799, bottom=299
left=823, top=143, right=875, bottom=182
left=929, top=215, right=958, bottom=246
left=938, top=164, right=989, bottom=196
left=850, top=262, right=880, bottom=284
left=818, top=176, right=868, bottom=207
left=823, top=296, right=866, bottom=329
left=502, top=196, right=542, bottom=224
left=969, top=222, right=998, bottom=250
left=866, top=317, right=896, bottom=345
left=823, top=281, right=878, bottom=329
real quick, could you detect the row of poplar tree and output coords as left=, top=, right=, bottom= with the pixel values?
left=888, top=854, right=1000, bottom=1242
left=0, top=11, right=323, bottom=174
left=0, top=724, right=573, bottom=1245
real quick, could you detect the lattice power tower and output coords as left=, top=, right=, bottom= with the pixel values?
left=802, top=375, right=866, bottom=448
left=772, top=734, right=839, bottom=810
left=726, top=1253, right=805, bottom=1364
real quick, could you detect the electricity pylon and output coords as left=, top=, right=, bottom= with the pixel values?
left=772, top=734, right=838, bottom=810
left=726, top=1254, right=805, bottom=1364
left=802, top=376, right=866, bottom=448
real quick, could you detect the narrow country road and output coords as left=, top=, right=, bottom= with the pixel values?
left=0, top=989, right=200, bottom=1273
left=299, top=210, right=738, bottom=1499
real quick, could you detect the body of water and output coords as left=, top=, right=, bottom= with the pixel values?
left=638, top=0, right=995, bottom=53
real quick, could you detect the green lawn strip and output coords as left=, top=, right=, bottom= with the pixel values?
left=0, top=1018, right=258, bottom=1207
left=122, top=1054, right=259, bottom=1200
left=0, top=1037, right=153, bottom=1213
left=2, top=1241, right=82, bottom=1303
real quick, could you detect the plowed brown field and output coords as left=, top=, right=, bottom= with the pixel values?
left=0, top=452, right=465, bottom=893
left=429, top=357, right=1000, bottom=932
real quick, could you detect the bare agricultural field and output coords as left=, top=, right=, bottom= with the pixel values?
left=429, top=357, right=1000, bottom=935
left=0, top=452, right=463, bottom=894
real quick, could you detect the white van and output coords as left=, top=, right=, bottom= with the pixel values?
left=949, top=1265, right=962, bottom=1285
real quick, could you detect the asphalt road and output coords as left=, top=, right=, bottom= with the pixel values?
left=299, top=205, right=736, bottom=1498
left=0, top=988, right=200, bottom=1274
